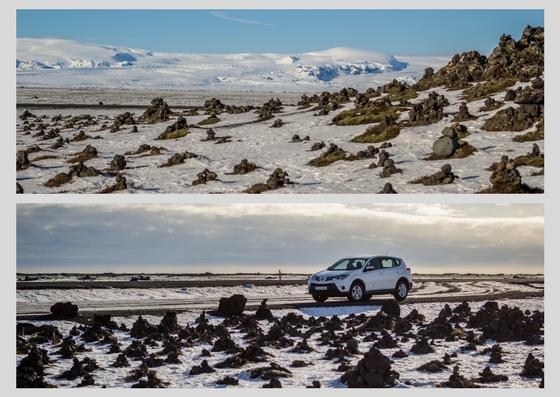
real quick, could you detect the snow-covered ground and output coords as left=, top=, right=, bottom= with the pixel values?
left=17, top=298, right=544, bottom=388
left=16, top=281, right=542, bottom=304
left=16, top=82, right=544, bottom=194
left=17, top=39, right=447, bottom=92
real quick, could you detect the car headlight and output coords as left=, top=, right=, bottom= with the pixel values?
left=327, top=274, right=349, bottom=281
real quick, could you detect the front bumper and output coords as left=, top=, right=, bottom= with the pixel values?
left=308, top=282, right=348, bottom=297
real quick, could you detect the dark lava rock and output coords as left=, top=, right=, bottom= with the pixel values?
left=99, top=174, right=127, bottom=194
left=245, top=168, right=292, bottom=193
left=271, top=119, right=285, bottom=128
left=69, top=161, right=101, bottom=178
left=70, top=130, right=91, bottom=142
left=477, top=366, right=508, bottom=383
left=192, top=168, right=218, bottom=186
left=17, top=346, right=53, bottom=388
left=262, top=378, right=283, bottom=388
left=112, top=353, right=130, bottom=368
left=411, top=164, right=456, bottom=185
left=156, top=116, right=188, bottom=140
left=408, top=92, right=449, bottom=124
left=50, top=302, right=78, bottom=319
left=44, top=172, right=73, bottom=188
left=381, top=300, right=400, bottom=317
left=17, top=150, right=31, bottom=170
left=140, top=97, right=172, bottom=123
left=131, top=371, right=167, bottom=388
left=218, top=294, right=247, bottom=316
left=307, top=380, right=321, bottom=388
left=453, top=102, right=477, bottom=121
left=310, top=141, right=326, bottom=151
left=232, top=158, right=258, bottom=175
left=111, top=112, right=135, bottom=132
left=418, top=360, right=447, bottom=373
left=392, top=350, right=408, bottom=359
left=410, top=338, right=434, bottom=355
left=158, top=311, right=179, bottom=334
left=68, top=145, right=98, bottom=164
left=379, top=183, right=397, bottom=194
left=58, top=357, right=99, bottom=380
left=480, top=159, right=541, bottom=193
left=341, top=347, right=399, bottom=388
left=109, top=155, right=127, bottom=171
left=482, top=106, right=539, bottom=132
left=130, top=316, right=158, bottom=339
left=520, top=353, right=544, bottom=378
left=255, top=299, right=274, bottom=320
left=250, top=362, right=292, bottom=380
left=379, top=159, right=402, bottom=178
left=190, top=359, right=216, bottom=375
left=438, top=365, right=479, bottom=388
left=291, top=360, right=312, bottom=367
left=217, top=376, right=239, bottom=386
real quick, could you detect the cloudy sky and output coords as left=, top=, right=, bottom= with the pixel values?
left=17, top=204, right=543, bottom=274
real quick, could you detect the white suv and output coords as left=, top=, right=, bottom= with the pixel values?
left=308, top=256, right=412, bottom=302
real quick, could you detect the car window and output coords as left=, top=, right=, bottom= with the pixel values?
left=381, top=258, right=394, bottom=268
left=329, top=258, right=367, bottom=271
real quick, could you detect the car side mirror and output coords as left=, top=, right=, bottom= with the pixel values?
left=364, top=266, right=375, bottom=272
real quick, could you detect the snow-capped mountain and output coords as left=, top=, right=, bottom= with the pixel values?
left=16, top=38, right=446, bottom=92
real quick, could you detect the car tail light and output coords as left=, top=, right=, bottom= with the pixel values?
left=406, top=267, right=411, bottom=272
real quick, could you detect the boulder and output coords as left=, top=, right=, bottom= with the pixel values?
left=217, top=294, right=247, bottom=316
left=50, top=302, right=78, bottom=319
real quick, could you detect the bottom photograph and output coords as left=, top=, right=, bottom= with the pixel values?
left=16, top=203, right=544, bottom=388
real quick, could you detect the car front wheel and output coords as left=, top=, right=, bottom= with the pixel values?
left=348, top=282, right=365, bottom=302
left=312, top=295, right=328, bottom=303
left=394, top=280, right=409, bottom=301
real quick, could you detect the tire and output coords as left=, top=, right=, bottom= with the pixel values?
left=348, top=282, right=365, bottom=302
left=312, top=295, right=328, bottom=303
left=394, top=280, right=409, bottom=301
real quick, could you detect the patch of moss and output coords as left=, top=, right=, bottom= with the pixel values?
left=513, top=126, right=544, bottom=142
left=513, top=155, right=544, bottom=168
left=332, top=106, right=399, bottom=126
left=462, top=79, right=516, bottom=102
left=386, top=88, right=418, bottom=102
left=307, top=150, right=347, bottom=167
left=198, top=115, right=220, bottom=125
left=351, top=124, right=402, bottom=143
left=156, top=128, right=189, bottom=140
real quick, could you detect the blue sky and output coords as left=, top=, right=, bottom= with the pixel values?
left=17, top=9, right=543, bottom=55
left=17, top=204, right=543, bottom=274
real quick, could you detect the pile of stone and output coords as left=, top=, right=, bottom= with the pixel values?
left=230, top=159, right=258, bottom=175
left=67, top=145, right=98, bottom=164
left=192, top=169, right=218, bottom=186
left=408, top=92, right=449, bottom=125
left=110, top=112, right=136, bottom=132
left=341, top=347, right=399, bottom=388
left=411, top=164, right=456, bottom=186
left=426, top=124, right=476, bottom=160
left=156, top=116, right=188, bottom=140
left=245, top=168, right=292, bottom=193
left=99, top=174, right=127, bottom=194
left=139, top=98, right=172, bottom=123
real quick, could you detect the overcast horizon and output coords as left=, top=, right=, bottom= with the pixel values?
left=17, top=204, right=543, bottom=275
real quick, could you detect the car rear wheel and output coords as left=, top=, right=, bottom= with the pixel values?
left=312, top=295, right=328, bottom=303
left=394, top=280, right=409, bottom=301
left=348, top=282, right=365, bottom=302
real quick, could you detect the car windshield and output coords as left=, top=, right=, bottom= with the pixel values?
left=327, top=258, right=368, bottom=271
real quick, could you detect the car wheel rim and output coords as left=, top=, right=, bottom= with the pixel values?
left=352, top=286, right=362, bottom=300
left=398, top=284, right=407, bottom=297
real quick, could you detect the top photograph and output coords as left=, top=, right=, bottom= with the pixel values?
left=15, top=9, right=544, bottom=194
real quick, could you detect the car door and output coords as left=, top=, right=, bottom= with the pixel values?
left=363, top=257, right=381, bottom=291
left=378, top=257, right=397, bottom=290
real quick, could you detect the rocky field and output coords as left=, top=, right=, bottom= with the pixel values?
left=16, top=26, right=544, bottom=194
left=16, top=297, right=544, bottom=388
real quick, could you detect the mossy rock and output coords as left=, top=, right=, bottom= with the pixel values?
left=198, top=115, right=220, bottom=125
left=513, top=126, right=544, bottom=142
left=386, top=88, right=418, bottom=102
left=513, top=155, right=544, bottom=168
left=307, top=150, right=347, bottom=167
left=332, top=107, right=398, bottom=126
left=424, top=143, right=477, bottom=160
left=462, top=79, right=517, bottom=102
left=351, top=124, right=402, bottom=143
left=156, top=128, right=189, bottom=140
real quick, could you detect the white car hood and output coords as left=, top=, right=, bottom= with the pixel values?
left=312, top=269, right=353, bottom=280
